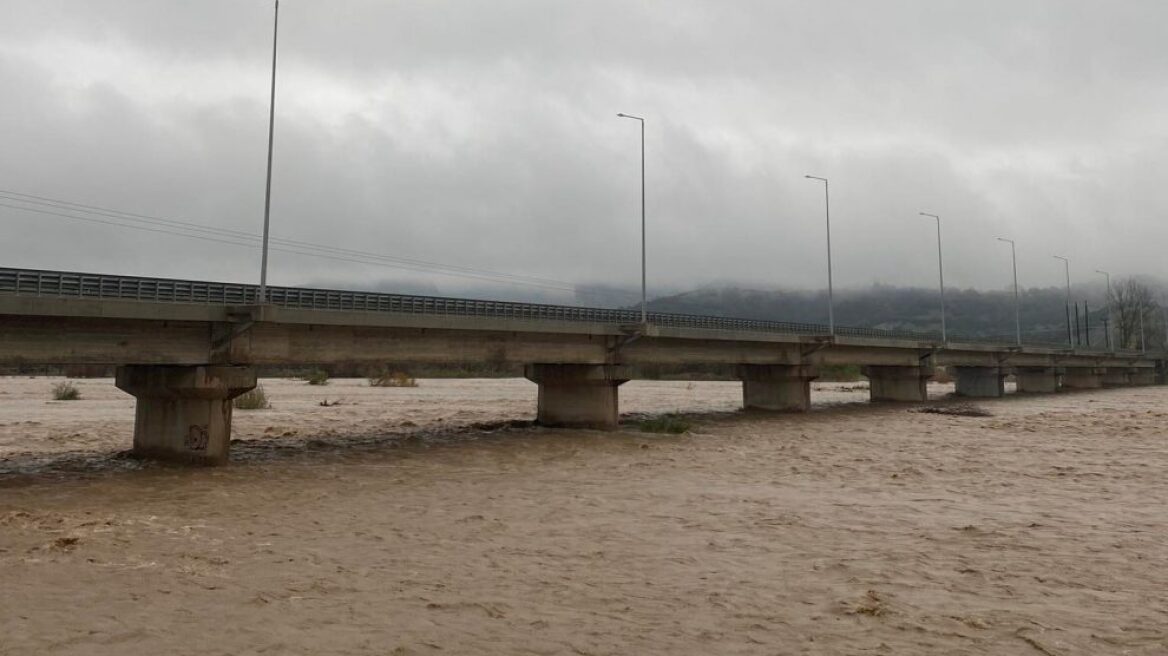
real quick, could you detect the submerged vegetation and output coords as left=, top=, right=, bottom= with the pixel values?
left=637, top=414, right=693, bottom=434
left=368, top=369, right=419, bottom=388
left=51, top=381, right=81, bottom=401
left=234, top=384, right=271, bottom=410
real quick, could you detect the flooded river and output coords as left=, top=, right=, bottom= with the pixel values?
left=2, top=377, right=1166, bottom=654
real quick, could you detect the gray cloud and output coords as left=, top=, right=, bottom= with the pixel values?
left=2, top=0, right=1166, bottom=304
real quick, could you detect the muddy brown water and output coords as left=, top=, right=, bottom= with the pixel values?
left=2, top=377, right=1167, bottom=654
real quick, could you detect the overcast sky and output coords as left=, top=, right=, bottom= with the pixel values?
left=1, top=1, right=1165, bottom=303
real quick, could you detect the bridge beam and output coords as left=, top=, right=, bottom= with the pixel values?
left=953, top=366, right=1007, bottom=398
left=1016, top=367, right=1059, bottom=393
left=736, top=364, right=818, bottom=412
left=525, top=364, right=630, bottom=430
left=862, top=365, right=933, bottom=402
left=115, top=365, right=257, bottom=465
left=1061, top=367, right=1104, bottom=390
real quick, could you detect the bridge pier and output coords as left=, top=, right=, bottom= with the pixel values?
left=525, top=364, right=630, bottom=430
left=1061, top=367, right=1103, bottom=390
left=1101, top=368, right=1132, bottom=387
left=115, top=365, right=257, bottom=465
left=1016, top=367, right=1059, bottom=393
left=736, top=364, right=818, bottom=412
left=862, top=365, right=932, bottom=402
left=952, top=366, right=1007, bottom=398
left=1130, top=369, right=1157, bottom=386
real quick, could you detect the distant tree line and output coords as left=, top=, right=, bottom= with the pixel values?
left=646, top=279, right=1167, bottom=348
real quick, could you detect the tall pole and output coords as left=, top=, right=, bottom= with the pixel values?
left=259, top=0, right=280, bottom=304
left=1096, top=270, right=1112, bottom=351
left=921, top=212, right=946, bottom=343
left=997, top=238, right=1020, bottom=346
left=1053, top=255, right=1071, bottom=347
left=805, top=175, right=834, bottom=335
left=616, top=113, right=647, bottom=324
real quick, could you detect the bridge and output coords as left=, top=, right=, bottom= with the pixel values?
left=2, top=266, right=1163, bottom=465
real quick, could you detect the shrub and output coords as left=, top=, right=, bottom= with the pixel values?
left=51, top=381, right=81, bottom=401
left=303, top=369, right=329, bottom=386
left=234, top=384, right=271, bottom=410
left=368, top=370, right=418, bottom=388
left=819, top=364, right=863, bottom=382
left=638, top=414, right=692, bottom=434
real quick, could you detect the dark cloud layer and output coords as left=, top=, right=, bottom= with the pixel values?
left=2, top=1, right=1166, bottom=303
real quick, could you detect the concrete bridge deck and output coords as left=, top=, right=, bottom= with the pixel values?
left=2, top=267, right=1163, bottom=464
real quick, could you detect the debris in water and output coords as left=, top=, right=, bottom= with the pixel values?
left=912, top=404, right=992, bottom=417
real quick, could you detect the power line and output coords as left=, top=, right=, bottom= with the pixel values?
left=0, top=189, right=585, bottom=288
left=0, top=189, right=637, bottom=301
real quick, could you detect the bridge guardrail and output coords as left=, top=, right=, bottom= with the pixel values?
left=0, top=267, right=1142, bottom=355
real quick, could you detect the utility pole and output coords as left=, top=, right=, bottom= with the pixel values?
left=805, top=175, right=834, bottom=335
left=616, top=113, right=647, bottom=324
left=1053, top=256, right=1071, bottom=347
left=259, top=0, right=280, bottom=303
left=920, top=213, right=946, bottom=343
left=997, top=237, right=1021, bottom=346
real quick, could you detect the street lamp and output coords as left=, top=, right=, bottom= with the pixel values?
left=1053, top=255, right=1072, bottom=347
left=1095, top=269, right=1112, bottom=350
left=616, top=113, right=647, bottom=324
left=804, top=175, right=834, bottom=335
left=258, top=0, right=280, bottom=304
left=920, top=212, right=946, bottom=343
left=997, top=237, right=1020, bottom=346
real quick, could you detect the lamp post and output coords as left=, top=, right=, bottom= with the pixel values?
left=616, top=113, right=647, bottom=324
left=258, top=0, right=280, bottom=304
left=1053, top=255, right=1072, bottom=346
left=1095, top=269, right=1112, bottom=350
left=920, top=212, right=946, bottom=343
left=997, top=237, right=1020, bottom=346
left=804, top=175, right=834, bottom=335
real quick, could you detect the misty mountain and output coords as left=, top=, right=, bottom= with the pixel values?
left=645, top=285, right=1125, bottom=343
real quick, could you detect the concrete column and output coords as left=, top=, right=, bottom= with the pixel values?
left=953, top=366, right=1007, bottom=398
left=1101, top=368, right=1132, bottom=387
left=524, top=364, right=630, bottom=430
left=1061, top=367, right=1103, bottom=390
left=862, top=365, right=932, bottom=402
left=1016, top=367, right=1059, bottom=393
left=736, top=364, right=818, bottom=412
left=1129, top=369, right=1157, bottom=386
left=115, top=365, right=257, bottom=465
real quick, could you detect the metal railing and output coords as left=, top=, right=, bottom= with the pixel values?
left=0, top=267, right=1147, bottom=354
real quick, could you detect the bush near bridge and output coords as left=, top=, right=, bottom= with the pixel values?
left=51, top=381, right=81, bottom=401
left=234, top=384, right=271, bottom=410
left=637, top=414, right=693, bottom=434
left=367, top=369, right=418, bottom=388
